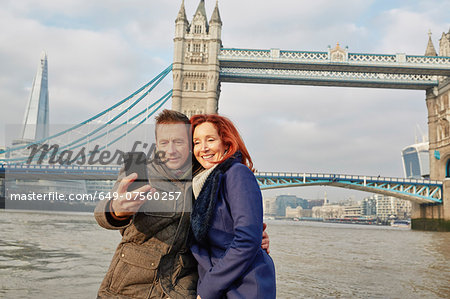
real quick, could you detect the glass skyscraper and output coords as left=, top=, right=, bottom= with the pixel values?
left=401, top=141, right=429, bottom=179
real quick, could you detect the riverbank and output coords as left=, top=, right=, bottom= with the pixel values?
left=267, top=216, right=398, bottom=227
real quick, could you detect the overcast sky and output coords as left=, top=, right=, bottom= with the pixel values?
left=1, top=0, right=449, bottom=201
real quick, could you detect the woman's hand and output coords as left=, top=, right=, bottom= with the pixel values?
left=197, top=295, right=202, bottom=299
left=262, top=222, right=270, bottom=254
left=111, top=173, right=153, bottom=217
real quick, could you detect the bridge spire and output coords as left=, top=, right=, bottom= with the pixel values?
left=176, top=0, right=188, bottom=23
left=194, top=0, right=208, bottom=20
left=425, top=30, right=437, bottom=56
left=210, top=0, right=222, bottom=25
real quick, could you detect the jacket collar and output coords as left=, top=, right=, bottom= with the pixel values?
left=190, top=152, right=242, bottom=244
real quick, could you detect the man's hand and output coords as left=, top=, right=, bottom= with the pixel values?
left=261, top=222, right=270, bottom=254
left=111, top=173, right=153, bottom=218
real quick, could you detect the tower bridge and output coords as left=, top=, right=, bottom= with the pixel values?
left=172, top=0, right=450, bottom=230
left=219, top=47, right=447, bottom=89
left=0, top=164, right=443, bottom=204
left=1, top=0, right=450, bottom=230
left=219, top=48, right=450, bottom=76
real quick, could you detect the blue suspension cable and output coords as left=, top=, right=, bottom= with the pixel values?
left=1, top=64, right=173, bottom=155
left=60, top=67, right=171, bottom=151
left=3, top=90, right=173, bottom=164
left=57, top=90, right=173, bottom=165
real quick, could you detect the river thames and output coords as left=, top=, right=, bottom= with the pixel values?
left=0, top=211, right=449, bottom=298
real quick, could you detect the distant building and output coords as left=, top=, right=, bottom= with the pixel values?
left=312, top=205, right=344, bottom=219
left=343, top=203, right=363, bottom=218
left=361, top=197, right=377, bottom=216
left=285, top=206, right=303, bottom=218
left=21, top=51, right=49, bottom=142
left=374, top=194, right=412, bottom=221
left=274, top=195, right=307, bottom=217
left=401, top=141, right=429, bottom=179
left=396, top=199, right=412, bottom=220
left=300, top=209, right=313, bottom=218
left=8, top=52, right=50, bottom=162
left=306, top=199, right=324, bottom=209
left=263, top=197, right=277, bottom=216
left=376, top=195, right=397, bottom=221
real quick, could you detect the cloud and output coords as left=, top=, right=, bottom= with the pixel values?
left=0, top=0, right=445, bottom=202
left=0, top=2, right=171, bottom=132
left=219, top=0, right=374, bottom=51
left=372, top=2, right=450, bottom=54
left=220, top=83, right=426, bottom=177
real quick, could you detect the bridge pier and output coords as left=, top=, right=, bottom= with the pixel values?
left=412, top=179, right=450, bottom=231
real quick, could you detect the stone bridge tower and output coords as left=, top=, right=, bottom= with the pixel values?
left=172, top=0, right=222, bottom=117
left=416, top=30, right=450, bottom=230
left=425, top=30, right=450, bottom=180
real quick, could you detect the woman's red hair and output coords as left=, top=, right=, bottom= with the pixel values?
left=190, top=114, right=254, bottom=171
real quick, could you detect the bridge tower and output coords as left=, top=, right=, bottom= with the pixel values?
left=416, top=30, right=450, bottom=230
left=172, top=0, right=222, bottom=117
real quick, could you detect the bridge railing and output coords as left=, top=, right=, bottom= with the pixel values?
left=1, top=163, right=121, bottom=172
left=219, top=48, right=450, bottom=66
left=348, top=53, right=396, bottom=63
left=255, top=171, right=442, bottom=185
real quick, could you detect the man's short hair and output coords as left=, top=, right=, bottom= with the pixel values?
left=155, top=109, right=190, bottom=126
left=154, top=109, right=190, bottom=139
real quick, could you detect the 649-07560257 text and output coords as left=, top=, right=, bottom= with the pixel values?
left=8, top=191, right=182, bottom=202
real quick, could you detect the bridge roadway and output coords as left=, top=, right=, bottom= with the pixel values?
left=0, top=164, right=442, bottom=204
left=218, top=48, right=450, bottom=89
left=255, top=172, right=442, bottom=204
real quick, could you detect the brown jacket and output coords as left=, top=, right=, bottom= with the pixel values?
left=95, top=161, right=197, bottom=299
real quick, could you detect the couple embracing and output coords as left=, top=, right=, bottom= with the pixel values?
left=95, top=110, right=276, bottom=299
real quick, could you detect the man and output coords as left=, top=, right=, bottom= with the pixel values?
left=95, top=110, right=269, bottom=299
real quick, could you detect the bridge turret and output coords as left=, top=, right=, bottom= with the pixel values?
left=439, top=29, right=450, bottom=57
left=175, top=0, right=188, bottom=38
left=210, top=0, right=222, bottom=27
left=425, top=31, right=437, bottom=56
left=172, top=0, right=222, bottom=116
left=206, top=1, right=222, bottom=113
left=172, top=0, right=189, bottom=112
left=209, top=0, right=222, bottom=41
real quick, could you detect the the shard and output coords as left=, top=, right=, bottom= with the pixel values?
left=21, top=51, right=49, bottom=141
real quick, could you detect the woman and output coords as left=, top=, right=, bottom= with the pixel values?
left=189, top=114, right=276, bottom=299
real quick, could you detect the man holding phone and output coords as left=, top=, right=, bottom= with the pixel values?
left=95, top=110, right=269, bottom=299
left=95, top=109, right=196, bottom=299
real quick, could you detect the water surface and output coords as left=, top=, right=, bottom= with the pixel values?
left=1, top=211, right=449, bottom=298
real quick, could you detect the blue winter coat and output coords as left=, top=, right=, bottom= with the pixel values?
left=190, top=154, right=276, bottom=299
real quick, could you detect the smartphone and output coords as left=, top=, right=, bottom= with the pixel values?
left=124, top=152, right=149, bottom=192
